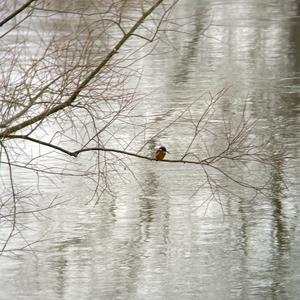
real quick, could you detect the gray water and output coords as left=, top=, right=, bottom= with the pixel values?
left=1, top=0, right=300, bottom=299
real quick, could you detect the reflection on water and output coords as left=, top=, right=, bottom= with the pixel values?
left=1, top=0, right=300, bottom=299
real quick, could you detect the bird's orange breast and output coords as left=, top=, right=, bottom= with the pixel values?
left=155, top=150, right=166, bottom=160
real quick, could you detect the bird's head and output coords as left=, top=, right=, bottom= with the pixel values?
left=159, top=146, right=169, bottom=153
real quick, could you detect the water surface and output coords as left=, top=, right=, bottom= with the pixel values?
left=1, top=0, right=300, bottom=299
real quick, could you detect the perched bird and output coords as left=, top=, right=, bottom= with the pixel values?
left=155, top=146, right=169, bottom=161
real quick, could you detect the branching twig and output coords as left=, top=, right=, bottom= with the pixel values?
left=0, top=0, right=36, bottom=27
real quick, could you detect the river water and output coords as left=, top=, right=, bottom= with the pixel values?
left=1, top=0, right=300, bottom=299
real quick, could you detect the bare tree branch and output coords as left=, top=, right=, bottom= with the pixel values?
left=0, top=0, right=37, bottom=27
left=0, top=0, right=165, bottom=139
left=0, top=142, right=17, bottom=255
left=0, top=0, right=280, bottom=256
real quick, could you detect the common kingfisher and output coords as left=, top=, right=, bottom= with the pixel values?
left=155, top=146, right=169, bottom=160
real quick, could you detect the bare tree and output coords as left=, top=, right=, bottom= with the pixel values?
left=0, top=0, right=282, bottom=256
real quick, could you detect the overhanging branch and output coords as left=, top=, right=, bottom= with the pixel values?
left=0, top=0, right=164, bottom=139
left=0, top=0, right=37, bottom=27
